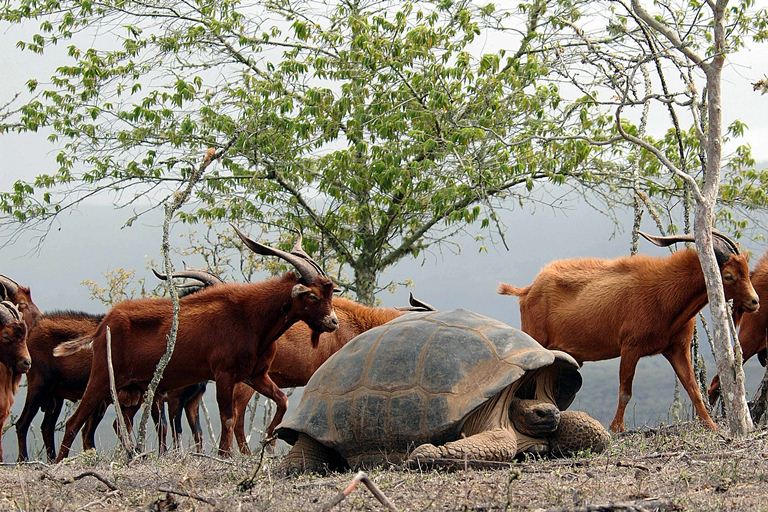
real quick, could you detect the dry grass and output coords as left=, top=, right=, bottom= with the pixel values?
left=1, top=424, right=767, bottom=511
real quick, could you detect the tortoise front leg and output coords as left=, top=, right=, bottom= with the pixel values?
left=408, top=428, right=518, bottom=463
left=278, top=433, right=347, bottom=476
left=549, top=411, right=610, bottom=457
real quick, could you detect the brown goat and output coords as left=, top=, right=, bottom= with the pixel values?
left=707, top=250, right=768, bottom=405
left=53, top=228, right=338, bottom=461
left=15, top=311, right=105, bottom=461
left=148, top=295, right=433, bottom=453
left=498, top=232, right=758, bottom=433
left=0, top=301, right=31, bottom=461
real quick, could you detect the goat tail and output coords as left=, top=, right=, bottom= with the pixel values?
left=53, top=335, right=93, bottom=357
left=497, top=282, right=529, bottom=296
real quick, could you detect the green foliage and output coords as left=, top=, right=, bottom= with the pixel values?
left=2, top=0, right=765, bottom=302
left=0, top=0, right=612, bottom=303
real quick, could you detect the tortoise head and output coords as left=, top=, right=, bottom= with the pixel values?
left=509, top=398, right=560, bottom=436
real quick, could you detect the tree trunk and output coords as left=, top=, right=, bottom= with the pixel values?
left=695, top=30, right=753, bottom=433
left=354, top=265, right=377, bottom=306
left=693, top=220, right=752, bottom=434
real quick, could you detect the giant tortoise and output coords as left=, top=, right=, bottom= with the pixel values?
left=276, top=309, right=609, bottom=474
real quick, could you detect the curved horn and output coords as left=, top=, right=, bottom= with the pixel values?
left=640, top=231, right=741, bottom=256
left=408, top=292, right=436, bottom=311
left=712, top=230, right=740, bottom=255
left=396, top=293, right=438, bottom=312
left=231, top=225, right=321, bottom=283
left=289, top=234, right=328, bottom=277
left=0, top=300, right=21, bottom=323
left=152, top=268, right=224, bottom=286
left=639, top=231, right=695, bottom=248
left=0, top=275, right=20, bottom=299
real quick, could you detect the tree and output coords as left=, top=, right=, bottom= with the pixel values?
left=542, top=0, right=768, bottom=434
left=0, top=0, right=625, bottom=304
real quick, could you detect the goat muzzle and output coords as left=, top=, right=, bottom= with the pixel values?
left=310, top=313, right=339, bottom=348
left=743, top=296, right=760, bottom=313
left=16, top=357, right=31, bottom=374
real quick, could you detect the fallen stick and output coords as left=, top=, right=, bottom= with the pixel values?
left=545, top=497, right=680, bottom=512
left=41, top=470, right=118, bottom=492
left=319, top=471, right=397, bottom=512
left=237, top=433, right=276, bottom=492
left=191, top=452, right=236, bottom=466
left=158, top=487, right=217, bottom=506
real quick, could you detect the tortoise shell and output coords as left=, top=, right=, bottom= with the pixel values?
left=276, top=309, right=582, bottom=459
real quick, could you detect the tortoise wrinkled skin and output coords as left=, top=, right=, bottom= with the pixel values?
left=277, top=309, right=609, bottom=474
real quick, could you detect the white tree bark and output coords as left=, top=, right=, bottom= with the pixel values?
left=627, top=0, right=753, bottom=435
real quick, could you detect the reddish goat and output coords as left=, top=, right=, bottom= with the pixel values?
left=707, top=250, right=768, bottom=405
left=498, top=232, right=758, bottom=433
left=0, top=301, right=31, bottom=461
left=147, top=295, right=432, bottom=453
left=53, top=228, right=338, bottom=461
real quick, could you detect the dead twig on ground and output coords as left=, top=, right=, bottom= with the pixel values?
left=191, top=452, right=236, bottom=466
left=74, top=490, right=120, bottom=511
left=319, top=471, right=397, bottom=512
left=157, top=487, right=217, bottom=506
left=616, top=461, right=651, bottom=472
left=40, top=470, right=119, bottom=492
left=545, top=497, right=681, bottom=511
left=0, top=461, right=49, bottom=467
left=237, top=433, right=277, bottom=492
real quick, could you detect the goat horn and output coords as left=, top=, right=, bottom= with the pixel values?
left=408, top=292, right=436, bottom=311
left=0, top=275, right=20, bottom=299
left=152, top=268, right=224, bottom=286
left=289, top=234, right=328, bottom=277
left=640, top=231, right=741, bottom=255
left=230, top=224, right=322, bottom=283
left=639, top=232, right=695, bottom=247
left=0, top=300, right=21, bottom=323
left=712, top=230, right=740, bottom=255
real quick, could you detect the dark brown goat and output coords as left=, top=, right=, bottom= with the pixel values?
left=0, top=301, right=31, bottom=461
left=15, top=311, right=104, bottom=461
left=498, top=232, right=758, bottom=433
left=53, top=228, right=338, bottom=461
left=707, top=250, right=768, bottom=405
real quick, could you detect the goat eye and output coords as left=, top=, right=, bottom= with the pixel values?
left=723, top=274, right=735, bottom=282
left=308, top=295, right=320, bottom=303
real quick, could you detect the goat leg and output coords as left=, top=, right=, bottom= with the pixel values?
left=247, top=373, right=288, bottom=438
left=233, top=383, right=256, bottom=455
left=610, top=349, right=641, bottom=433
left=214, top=376, right=236, bottom=457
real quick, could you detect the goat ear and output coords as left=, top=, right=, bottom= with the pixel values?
left=291, top=284, right=312, bottom=298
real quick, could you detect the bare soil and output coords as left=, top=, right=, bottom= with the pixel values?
left=1, top=423, right=767, bottom=511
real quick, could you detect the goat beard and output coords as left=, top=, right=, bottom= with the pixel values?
left=311, top=329, right=321, bottom=348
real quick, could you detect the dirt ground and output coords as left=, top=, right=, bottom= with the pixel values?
left=1, top=423, right=767, bottom=511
